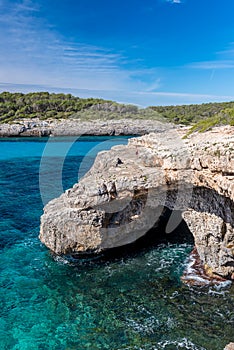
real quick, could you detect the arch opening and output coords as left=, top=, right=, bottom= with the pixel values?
left=68, top=207, right=194, bottom=264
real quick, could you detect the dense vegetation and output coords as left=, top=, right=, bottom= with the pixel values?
left=150, top=101, right=234, bottom=124
left=0, top=91, right=111, bottom=123
left=0, top=91, right=162, bottom=123
left=0, top=92, right=234, bottom=133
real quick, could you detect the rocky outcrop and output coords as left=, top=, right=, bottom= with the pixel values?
left=224, top=343, right=234, bottom=350
left=0, top=118, right=169, bottom=137
left=40, top=125, right=234, bottom=280
left=0, top=120, right=51, bottom=137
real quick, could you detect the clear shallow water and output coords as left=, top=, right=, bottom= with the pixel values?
left=0, top=137, right=233, bottom=350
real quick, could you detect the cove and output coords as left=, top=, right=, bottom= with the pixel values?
left=0, top=136, right=233, bottom=350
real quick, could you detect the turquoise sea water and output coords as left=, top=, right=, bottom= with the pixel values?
left=0, top=136, right=233, bottom=350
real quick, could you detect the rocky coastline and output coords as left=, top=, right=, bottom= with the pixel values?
left=40, top=124, right=234, bottom=283
left=0, top=118, right=170, bottom=137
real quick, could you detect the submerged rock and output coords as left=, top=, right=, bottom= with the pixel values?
left=40, top=125, right=234, bottom=280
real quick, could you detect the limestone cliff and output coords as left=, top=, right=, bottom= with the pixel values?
left=0, top=118, right=168, bottom=137
left=40, top=125, right=234, bottom=280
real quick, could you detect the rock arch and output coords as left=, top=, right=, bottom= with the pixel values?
left=40, top=126, right=234, bottom=280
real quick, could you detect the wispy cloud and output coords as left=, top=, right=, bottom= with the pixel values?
left=166, top=0, right=182, bottom=4
left=1, top=1, right=232, bottom=107
left=216, top=42, right=234, bottom=56
left=187, top=42, right=234, bottom=70
left=0, top=0, right=161, bottom=95
left=188, top=60, right=234, bottom=69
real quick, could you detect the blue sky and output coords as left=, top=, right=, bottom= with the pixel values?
left=1, top=0, right=234, bottom=106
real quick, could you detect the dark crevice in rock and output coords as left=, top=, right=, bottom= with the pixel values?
left=221, top=222, right=227, bottom=240
left=223, top=261, right=234, bottom=267
left=221, top=172, right=234, bottom=176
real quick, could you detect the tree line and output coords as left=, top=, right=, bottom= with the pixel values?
left=149, top=101, right=234, bottom=125
left=0, top=91, right=111, bottom=123
left=0, top=92, right=234, bottom=132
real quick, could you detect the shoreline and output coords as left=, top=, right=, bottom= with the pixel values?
left=181, top=247, right=230, bottom=286
left=0, top=118, right=174, bottom=137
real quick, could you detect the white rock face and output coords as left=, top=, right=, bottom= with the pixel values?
left=40, top=125, right=234, bottom=279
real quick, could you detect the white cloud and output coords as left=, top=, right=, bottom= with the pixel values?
left=187, top=42, right=234, bottom=70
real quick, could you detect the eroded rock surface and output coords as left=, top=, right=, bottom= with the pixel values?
left=0, top=118, right=169, bottom=137
left=40, top=125, right=234, bottom=279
